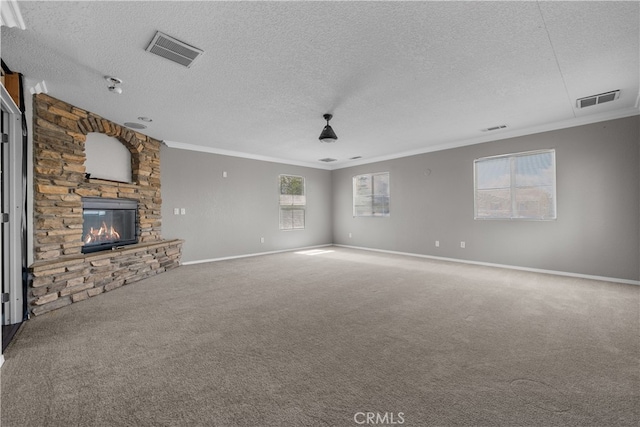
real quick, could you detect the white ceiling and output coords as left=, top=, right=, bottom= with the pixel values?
left=2, top=1, right=639, bottom=170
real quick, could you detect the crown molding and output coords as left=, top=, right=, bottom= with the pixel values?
left=333, top=107, right=640, bottom=170
left=162, top=140, right=332, bottom=171
left=0, top=0, right=26, bottom=30
left=164, top=107, right=639, bottom=172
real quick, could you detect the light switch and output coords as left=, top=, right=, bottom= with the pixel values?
left=173, top=208, right=179, bottom=215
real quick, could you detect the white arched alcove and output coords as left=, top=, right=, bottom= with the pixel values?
left=84, top=132, right=132, bottom=183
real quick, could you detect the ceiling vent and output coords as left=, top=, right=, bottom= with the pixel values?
left=482, top=125, right=507, bottom=132
left=146, top=31, right=203, bottom=68
left=576, top=90, right=620, bottom=109
left=319, top=158, right=337, bottom=163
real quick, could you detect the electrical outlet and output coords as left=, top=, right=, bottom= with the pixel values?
left=435, top=240, right=440, bottom=247
left=223, top=171, right=227, bottom=178
left=173, top=208, right=179, bottom=215
left=348, top=233, right=352, bottom=238
left=460, top=241, right=465, bottom=248
left=260, top=237, right=265, bottom=243
left=180, top=208, right=186, bottom=215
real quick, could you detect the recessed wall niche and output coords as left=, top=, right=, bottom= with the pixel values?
left=85, top=132, right=132, bottom=182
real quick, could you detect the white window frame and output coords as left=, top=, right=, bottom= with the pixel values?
left=353, top=172, right=390, bottom=217
left=279, top=174, right=306, bottom=230
left=474, top=149, right=557, bottom=220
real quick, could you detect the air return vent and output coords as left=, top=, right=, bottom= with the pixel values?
left=482, top=125, right=507, bottom=132
left=146, top=31, right=204, bottom=68
left=576, top=90, right=620, bottom=108
left=319, top=158, right=337, bottom=163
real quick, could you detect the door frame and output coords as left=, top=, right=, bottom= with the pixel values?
left=1, top=84, right=24, bottom=327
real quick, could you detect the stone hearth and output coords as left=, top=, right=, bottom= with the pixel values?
left=29, top=94, right=182, bottom=316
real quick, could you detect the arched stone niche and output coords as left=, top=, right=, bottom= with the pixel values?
left=84, top=132, right=132, bottom=183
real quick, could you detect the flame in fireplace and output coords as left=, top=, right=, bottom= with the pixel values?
left=84, top=221, right=121, bottom=244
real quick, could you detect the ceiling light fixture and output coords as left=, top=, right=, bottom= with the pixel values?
left=105, top=76, right=123, bottom=94
left=319, top=114, right=338, bottom=143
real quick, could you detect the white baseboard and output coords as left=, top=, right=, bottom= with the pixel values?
left=181, top=243, right=639, bottom=286
left=334, top=244, right=640, bottom=286
left=182, top=244, right=333, bottom=266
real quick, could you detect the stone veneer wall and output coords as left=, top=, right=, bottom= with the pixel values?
left=30, top=240, right=183, bottom=316
left=29, top=94, right=182, bottom=316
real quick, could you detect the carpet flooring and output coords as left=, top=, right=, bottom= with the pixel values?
left=1, top=247, right=638, bottom=426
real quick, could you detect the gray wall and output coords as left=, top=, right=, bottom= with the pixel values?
left=161, top=147, right=333, bottom=263
left=161, top=117, right=638, bottom=280
left=332, top=116, right=640, bottom=281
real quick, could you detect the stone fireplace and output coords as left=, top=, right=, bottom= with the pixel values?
left=29, top=94, right=183, bottom=316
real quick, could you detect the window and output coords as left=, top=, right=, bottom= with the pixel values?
left=279, top=175, right=305, bottom=230
left=474, top=149, right=556, bottom=220
left=353, top=172, right=390, bottom=217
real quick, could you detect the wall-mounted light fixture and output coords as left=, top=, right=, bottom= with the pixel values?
left=29, top=80, right=48, bottom=95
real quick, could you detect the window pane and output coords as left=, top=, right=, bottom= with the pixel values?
left=354, top=175, right=372, bottom=195
left=354, top=175, right=373, bottom=215
left=279, top=175, right=305, bottom=229
left=372, top=173, right=389, bottom=196
left=476, top=188, right=511, bottom=218
left=280, top=175, right=304, bottom=196
left=514, top=186, right=555, bottom=219
left=279, top=194, right=293, bottom=205
left=354, top=200, right=371, bottom=215
left=353, top=172, right=390, bottom=217
left=292, top=208, right=305, bottom=229
left=279, top=194, right=306, bottom=206
left=372, top=173, right=390, bottom=216
left=280, top=209, right=293, bottom=230
left=476, top=157, right=510, bottom=190
left=515, top=152, right=554, bottom=187
left=280, top=207, right=305, bottom=230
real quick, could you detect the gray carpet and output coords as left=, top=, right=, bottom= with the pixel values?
left=1, top=247, right=638, bottom=426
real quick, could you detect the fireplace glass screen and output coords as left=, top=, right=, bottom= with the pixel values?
left=82, top=198, right=138, bottom=253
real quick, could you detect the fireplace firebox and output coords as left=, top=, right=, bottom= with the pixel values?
left=81, top=197, right=138, bottom=253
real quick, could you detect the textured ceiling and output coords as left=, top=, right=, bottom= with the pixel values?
left=2, top=1, right=639, bottom=169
